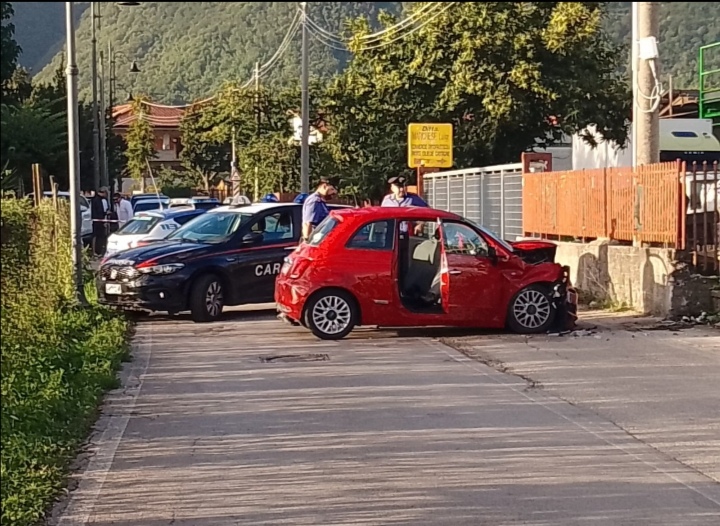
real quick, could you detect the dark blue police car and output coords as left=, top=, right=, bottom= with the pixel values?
left=97, top=202, right=350, bottom=322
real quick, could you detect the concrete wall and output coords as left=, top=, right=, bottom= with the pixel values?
left=547, top=239, right=717, bottom=317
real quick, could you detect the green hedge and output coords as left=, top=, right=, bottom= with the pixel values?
left=1, top=197, right=130, bottom=526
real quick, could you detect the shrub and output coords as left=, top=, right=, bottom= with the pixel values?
left=1, top=196, right=129, bottom=526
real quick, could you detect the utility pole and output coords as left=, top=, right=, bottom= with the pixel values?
left=108, top=42, right=114, bottom=191
left=254, top=60, right=261, bottom=197
left=91, top=2, right=101, bottom=191
left=300, top=2, right=310, bottom=194
left=631, top=2, right=638, bottom=167
left=635, top=2, right=660, bottom=165
left=65, top=1, right=87, bottom=305
left=99, top=50, right=109, bottom=192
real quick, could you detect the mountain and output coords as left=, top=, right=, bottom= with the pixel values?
left=10, top=2, right=720, bottom=105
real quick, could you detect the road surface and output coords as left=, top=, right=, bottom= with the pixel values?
left=50, top=308, right=720, bottom=526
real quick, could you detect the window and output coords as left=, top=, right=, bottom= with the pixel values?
left=162, top=133, right=171, bottom=150
left=167, top=211, right=244, bottom=244
left=347, top=220, right=395, bottom=251
left=308, top=217, right=337, bottom=246
left=117, top=216, right=161, bottom=236
left=174, top=213, right=202, bottom=226
left=249, top=212, right=294, bottom=243
left=441, top=222, right=488, bottom=257
left=671, top=131, right=698, bottom=138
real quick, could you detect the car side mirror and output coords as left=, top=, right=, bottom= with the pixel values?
left=487, top=245, right=499, bottom=265
left=242, top=232, right=263, bottom=245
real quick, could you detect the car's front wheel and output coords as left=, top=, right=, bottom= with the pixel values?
left=189, top=274, right=225, bottom=323
left=507, top=284, right=555, bottom=334
left=305, top=289, right=357, bottom=340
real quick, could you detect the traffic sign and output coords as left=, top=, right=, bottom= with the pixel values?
left=407, top=123, right=453, bottom=168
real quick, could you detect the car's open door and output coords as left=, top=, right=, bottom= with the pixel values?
left=436, top=218, right=451, bottom=314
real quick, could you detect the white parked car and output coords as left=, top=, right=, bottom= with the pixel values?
left=28, top=191, right=93, bottom=241
left=132, top=197, right=170, bottom=215
left=104, top=208, right=206, bottom=258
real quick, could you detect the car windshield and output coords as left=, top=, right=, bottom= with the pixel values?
left=167, top=211, right=250, bottom=244
left=308, top=216, right=338, bottom=246
left=134, top=201, right=167, bottom=213
left=117, top=216, right=161, bottom=235
left=466, top=220, right=515, bottom=253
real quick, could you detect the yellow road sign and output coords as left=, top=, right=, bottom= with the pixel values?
left=407, top=123, right=453, bottom=169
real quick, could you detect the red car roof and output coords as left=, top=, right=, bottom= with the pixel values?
left=330, top=206, right=459, bottom=222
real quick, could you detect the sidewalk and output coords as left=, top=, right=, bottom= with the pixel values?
left=442, top=310, right=720, bottom=483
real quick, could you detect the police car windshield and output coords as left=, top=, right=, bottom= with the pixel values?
left=466, top=220, right=514, bottom=253
left=168, top=211, right=249, bottom=244
left=118, top=216, right=161, bottom=235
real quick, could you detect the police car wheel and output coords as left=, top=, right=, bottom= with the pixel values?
left=507, top=284, right=555, bottom=334
left=189, top=274, right=225, bottom=323
left=305, top=289, right=356, bottom=340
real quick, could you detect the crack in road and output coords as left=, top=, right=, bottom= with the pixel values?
left=442, top=336, right=720, bottom=491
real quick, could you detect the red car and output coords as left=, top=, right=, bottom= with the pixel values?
left=275, top=206, right=578, bottom=340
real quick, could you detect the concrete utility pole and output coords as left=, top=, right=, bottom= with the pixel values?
left=91, top=2, right=101, bottom=190
left=635, top=2, right=661, bottom=166
left=66, top=1, right=88, bottom=305
left=300, top=2, right=310, bottom=194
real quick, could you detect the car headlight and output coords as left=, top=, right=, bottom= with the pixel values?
left=137, top=263, right=185, bottom=275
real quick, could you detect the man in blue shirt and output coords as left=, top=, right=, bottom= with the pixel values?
left=382, top=175, right=428, bottom=236
left=381, top=176, right=428, bottom=208
left=302, top=176, right=338, bottom=240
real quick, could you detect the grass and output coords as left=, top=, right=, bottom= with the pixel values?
left=1, top=197, right=131, bottom=526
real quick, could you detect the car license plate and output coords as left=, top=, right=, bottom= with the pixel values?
left=105, top=283, right=122, bottom=295
left=567, top=290, right=578, bottom=304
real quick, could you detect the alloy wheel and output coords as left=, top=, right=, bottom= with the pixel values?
left=311, top=295, right=352, bottom=335
left=513, top=288, right=551, bottom=330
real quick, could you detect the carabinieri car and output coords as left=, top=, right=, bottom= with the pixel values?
left=276, top=206, right=578, bottom=340
left=97, top=202, right=350, bottom=321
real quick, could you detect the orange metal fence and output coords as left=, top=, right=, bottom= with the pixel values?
left=522, top=161, right=685, bottom=247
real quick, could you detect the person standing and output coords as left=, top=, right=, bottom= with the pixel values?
left=301, top=176, right=338, bottom=241
left=381, top=175, right=428, bottom=236
left=113, top=193, right=134, bottom=228
left=91, top=187, right=109, bottom=256
left=381, top=176, right=428, bottom=208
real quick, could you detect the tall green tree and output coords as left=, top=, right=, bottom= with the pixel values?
left=324, top=2, right=631, bottom=200
left=1, top=2, right=21, bottom=99
left=124, top=97, right=156, bottom=189
left=179, top=101, right=231, bottom=192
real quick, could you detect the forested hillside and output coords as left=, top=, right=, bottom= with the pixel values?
left=10, top=2, right=720, bottom=104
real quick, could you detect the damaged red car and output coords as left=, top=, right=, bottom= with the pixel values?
left=275, top=206, right=577, bottom=340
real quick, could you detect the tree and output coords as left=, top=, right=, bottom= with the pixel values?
left=124, top=97, right=156, bottom=190
left=0, top=101, right=66, bottom=192
left=179, top=101, right=230, bottom=192
left=324, top=2, right=631, bottom=201
left=27, top=63, right=100, bottom=191
left=1, top=2, right=21, bottom=99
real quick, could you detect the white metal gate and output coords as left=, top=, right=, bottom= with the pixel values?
left=424, top=163, right=524, bottom=240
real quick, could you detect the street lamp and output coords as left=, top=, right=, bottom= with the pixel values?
left=100, top=49, right=140, bottom=194
left=65, top=1, right=87, bottom=305
left=94, top=1, right=140, bottom=189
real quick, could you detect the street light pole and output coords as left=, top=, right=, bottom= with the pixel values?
left=91, top=2, right=101, bottom=191
left=99, top=49, right=109, bottom=193
left=66, top=1, right=88, bottom=305
left=300, top=1, right=310, bottom=194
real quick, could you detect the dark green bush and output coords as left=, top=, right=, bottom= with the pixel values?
left=1, top=197, right=129, bottom=526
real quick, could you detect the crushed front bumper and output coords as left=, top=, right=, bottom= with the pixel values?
left=550, top=266, right=578, bottom=331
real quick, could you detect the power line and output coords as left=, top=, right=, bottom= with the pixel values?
left=304, top=2, right=457, bottom=52
left=304, top=2, right=448, bottom=45
left=354, top=3, right=457, bottom=51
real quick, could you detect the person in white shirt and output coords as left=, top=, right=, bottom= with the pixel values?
left=113, top=193, right=134, bottom=227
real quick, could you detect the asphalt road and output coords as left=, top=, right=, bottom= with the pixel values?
left=50, top=307, right=720, bottom=526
